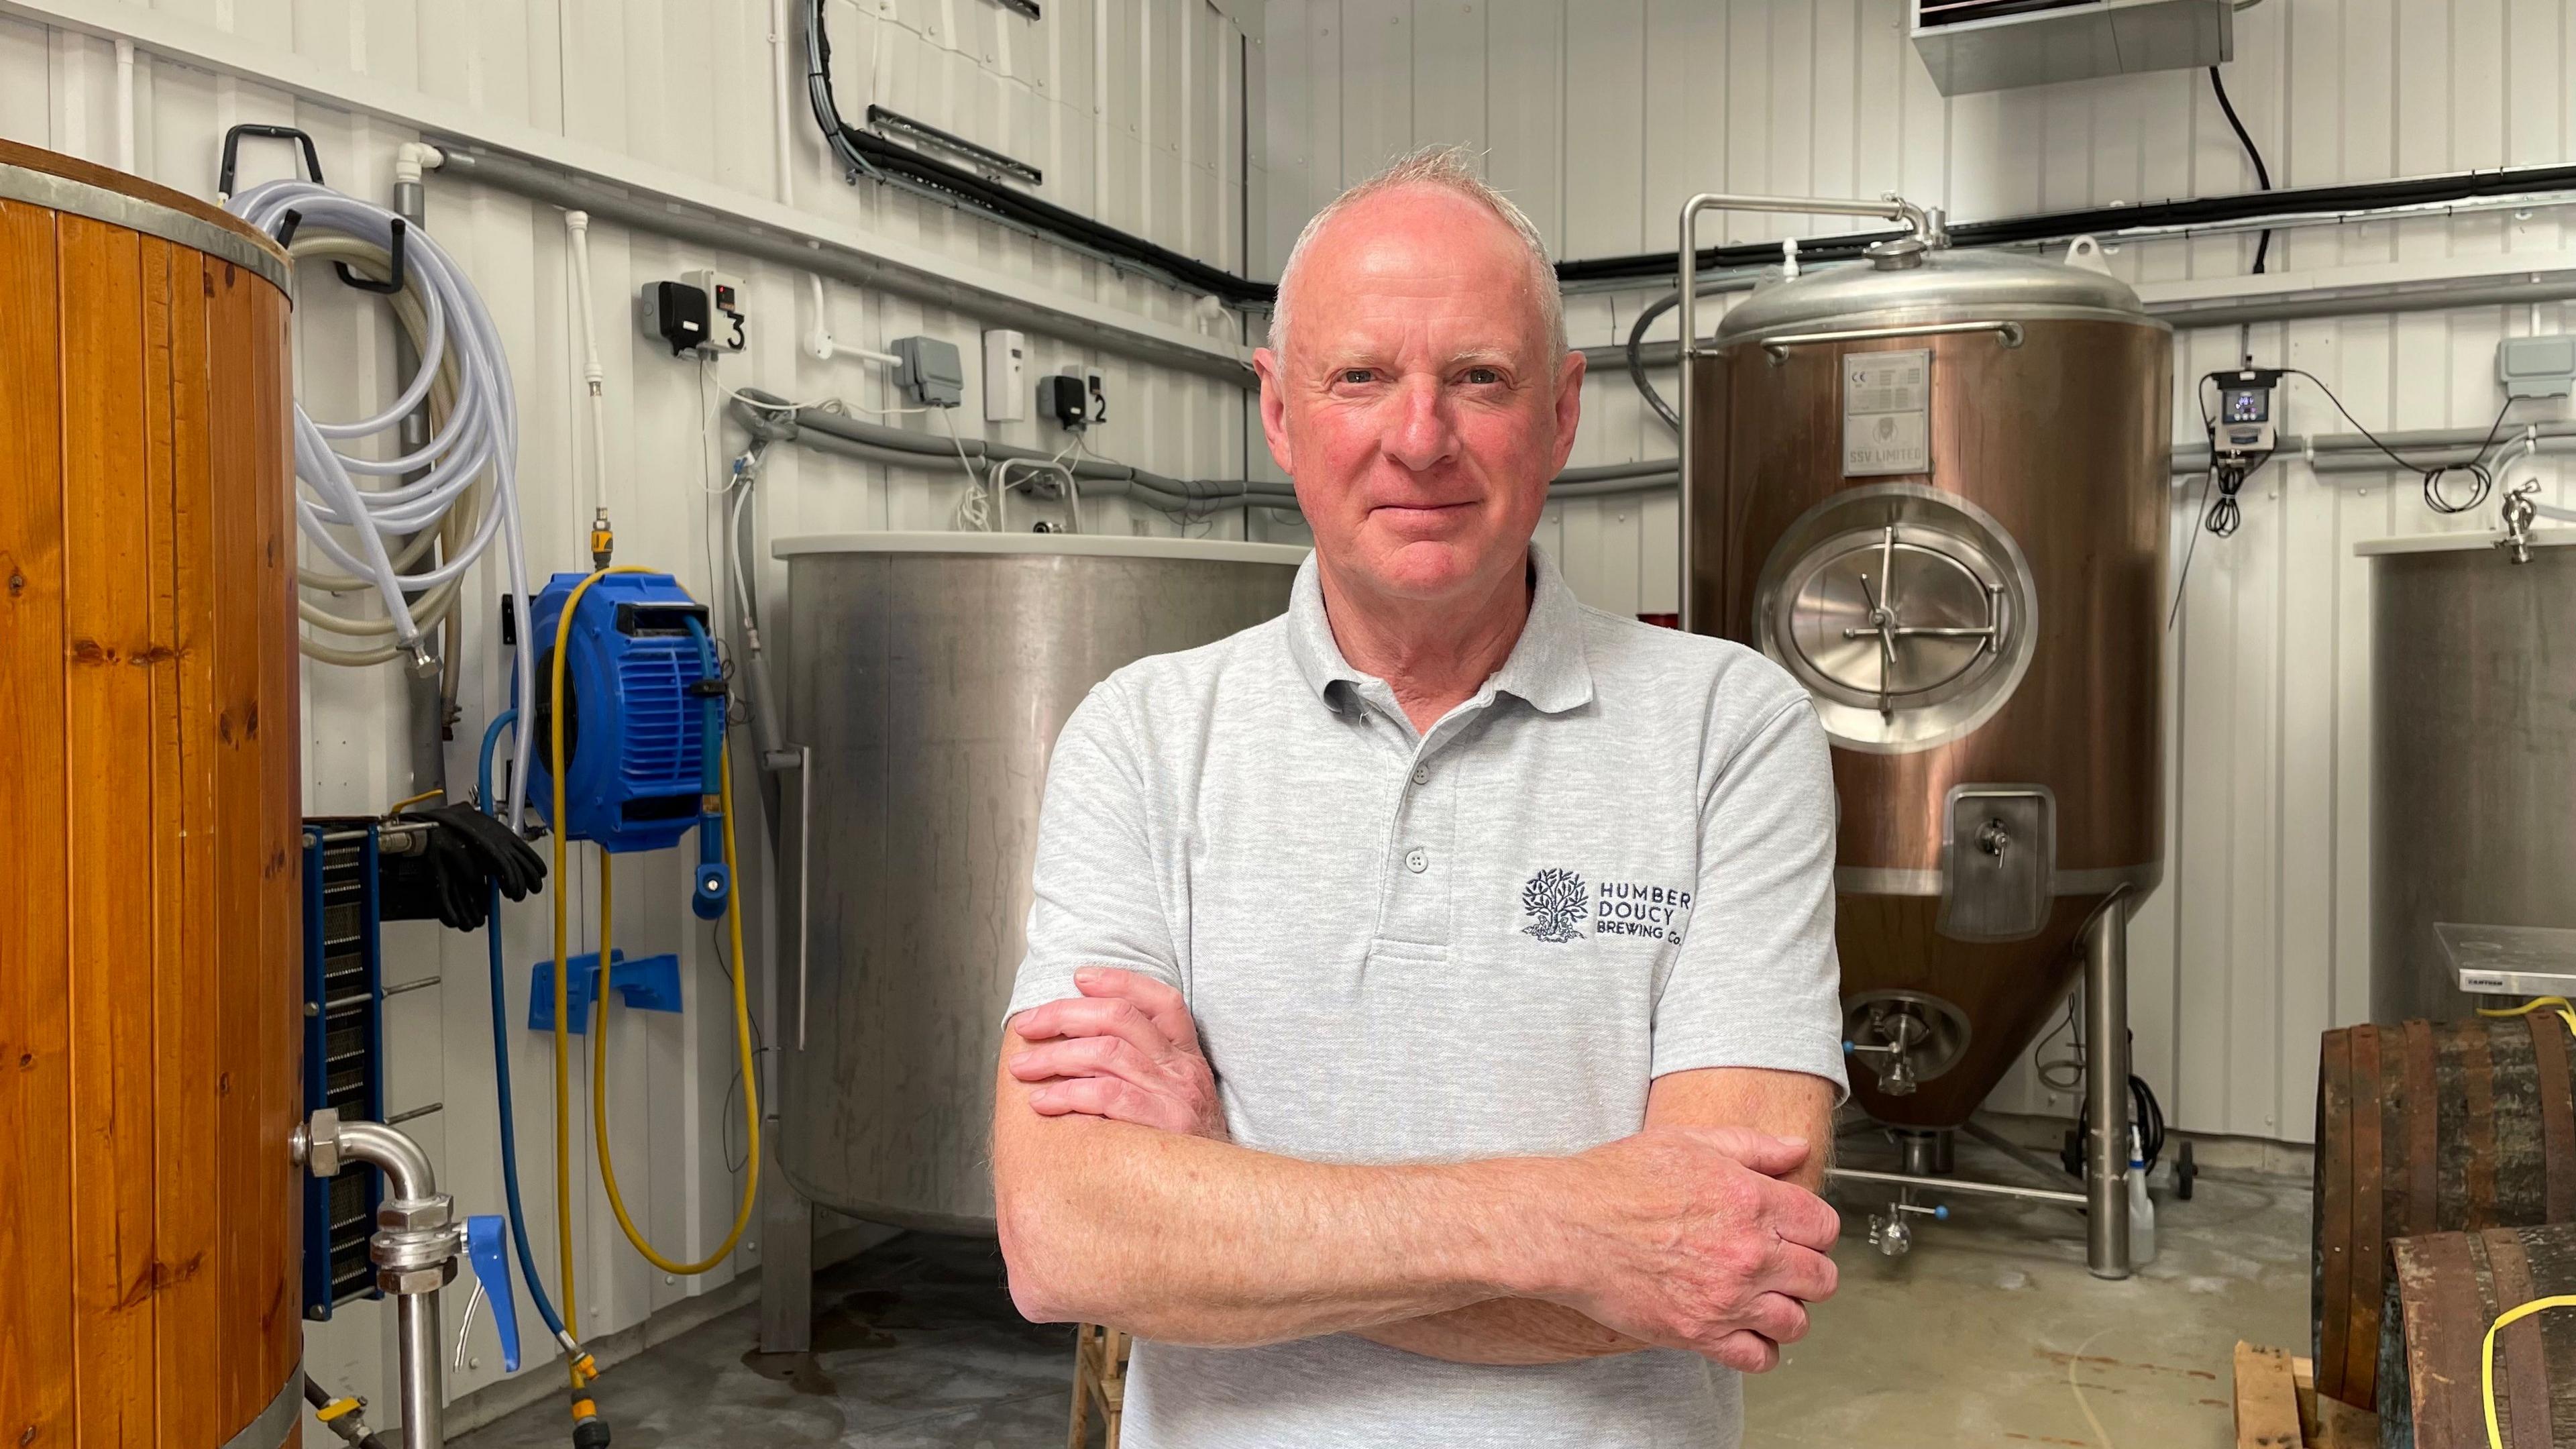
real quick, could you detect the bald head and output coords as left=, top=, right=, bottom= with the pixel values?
left=1269, top=146, right=1564, bottom=364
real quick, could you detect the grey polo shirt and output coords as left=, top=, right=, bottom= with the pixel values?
left=1006, top=544, right=1845, bottom=1449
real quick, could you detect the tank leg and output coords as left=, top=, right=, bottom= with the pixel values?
left=2082, top=893, right=2132, bottom=1280
left=1896, top=1128, right=1954, bottom=1177
left=759, top=1142, right=814, bottom=1353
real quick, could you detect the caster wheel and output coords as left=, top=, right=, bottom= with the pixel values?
left=2176, top=1139, right=2196, bottom=1201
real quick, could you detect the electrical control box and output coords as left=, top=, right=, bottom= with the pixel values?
left=638, top=272, right=746, bottom=356
left=639, top=280, right=711, bottom=356
left=2210, top=368, right=2281, bottom=462
left=1040, top=374, right=1090, bottom=430
left=683, top=268, right=747, bottom=353
left=2498, top=335, right=2576, bottom=400
left=983, top=330, right=1028, bottom=422
left=894, top=335, right=966, bottom=408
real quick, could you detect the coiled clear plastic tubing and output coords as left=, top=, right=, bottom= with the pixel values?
left=225, top=179, right=536, bottom=826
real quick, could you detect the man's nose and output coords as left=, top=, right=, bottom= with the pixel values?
left=1380, top=375, right=1459, bottom=474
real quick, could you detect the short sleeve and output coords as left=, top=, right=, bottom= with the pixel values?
left=1003, top=680, right=1183, bottom=1026
left=1651, top=692, right=1849, bottom=1099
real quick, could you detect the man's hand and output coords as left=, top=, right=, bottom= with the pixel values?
left=1006, top=967, right=1228, bottom=1140
left=1526, top=1125, right=1838, bottom=1373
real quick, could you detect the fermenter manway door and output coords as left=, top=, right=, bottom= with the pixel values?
left=1755, top=484, right=2039, bottom=755
left=1785, top=523, right=2003, bottom=718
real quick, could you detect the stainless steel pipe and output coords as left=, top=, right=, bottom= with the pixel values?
left=2081, top=892, right=2133, bottom=1279
left=394, top=1295, right=441, bottom=1449
left=297, top=1112, right=450, bottom=1449
left=1827, top=1166, right=2086, bottom=1206
left=1674, top=190, right=1933, bottom=631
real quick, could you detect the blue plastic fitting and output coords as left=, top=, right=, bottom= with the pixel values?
left=465, top=1215, right=523, bottom=1372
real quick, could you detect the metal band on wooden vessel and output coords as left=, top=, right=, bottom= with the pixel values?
left=2315, top=1018, right=2576, bottom=1412
left=2385, top=1223, right=2576, bottom=1448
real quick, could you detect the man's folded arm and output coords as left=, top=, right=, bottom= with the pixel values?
left=1346, top=1066, right=1835, bottom=1365
left=991, top=1024, right=1566, bottom=1346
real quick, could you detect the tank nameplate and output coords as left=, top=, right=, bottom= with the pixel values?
left=1843, top=349, right=1931, bottom=476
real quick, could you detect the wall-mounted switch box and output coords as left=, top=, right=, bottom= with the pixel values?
left=639, top=280, right=710, bottom=356
left=2498, top=335, right=2576, bottom=399
left=1040, top=374, right=1090, bottom=430
left=893, top=335, right=965, bottom=408
left=682, top=268, right=747, bottom=352
left=983, top=330, right=1027, bottom=422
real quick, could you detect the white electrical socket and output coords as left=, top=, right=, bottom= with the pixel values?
left=682, top=268, right=747, bottom=352
left=984, top=329, right=1028, bottom=422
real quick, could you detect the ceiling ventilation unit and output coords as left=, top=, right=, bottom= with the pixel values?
left=1912, top=0, right=2234, bottom=95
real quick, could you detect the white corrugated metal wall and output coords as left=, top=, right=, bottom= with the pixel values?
left=1, top=0, right=1254, bottom=1430
left=1255, top=0, right=2576, bottom=1146
left=9, top=0, right=2575, bottom=1426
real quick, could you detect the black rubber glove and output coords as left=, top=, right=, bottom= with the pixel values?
left=380, top=823, right=489, bottom=930
left=415, top=804, right=549, bottom=902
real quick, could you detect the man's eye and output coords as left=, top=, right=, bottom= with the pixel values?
left=1462, top=367, right=1501, bottom=385
left=1340, top=368, right=1377, bottom=384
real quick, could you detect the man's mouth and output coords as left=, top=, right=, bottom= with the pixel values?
left=1370, top=500, right=1477, bottom=526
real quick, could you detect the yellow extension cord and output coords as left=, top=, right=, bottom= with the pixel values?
left=549, top=569, right=763, bottom=1368
left=2471, top=996, right=2576, bottom=1449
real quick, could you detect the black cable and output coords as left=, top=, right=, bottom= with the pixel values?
left=2279, top=370, right=2518, bottom=515
left=1625, top=290, right=1683, bottom=432
left=806, top=0, right=1267, bottom=305
left=2208, top=66, right=2274, bottom=274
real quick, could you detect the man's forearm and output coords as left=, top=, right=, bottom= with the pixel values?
left=994, top=1044, right=1567, bottom=1346
left=1356, top=1299, right=1644, bottom=1364
left=1352, top=1068, right=1837, bottom=1366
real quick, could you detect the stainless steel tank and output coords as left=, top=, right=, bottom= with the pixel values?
left=2363, top=531, right=2576, bottom=1024
left=772, top=532, right=1305, bottom=1231
left=1686, top=241, right=2172, bottom=1128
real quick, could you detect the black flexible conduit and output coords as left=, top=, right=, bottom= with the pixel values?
left=806, top=0, right=1267, bottom=305
left=2206, top=65, right=2275, bottom=274
left=799, top=0, right=2576, bottom=307
left=1554, top=163, right=2576, bottom=288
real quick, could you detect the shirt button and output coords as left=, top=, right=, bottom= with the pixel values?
left=1405, top=847, right=1428, bottom=874
left=1411, top=764, right=1430, bottom=786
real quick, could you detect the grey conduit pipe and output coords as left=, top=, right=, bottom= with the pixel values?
left=727, top=391, right=1684, bottom=513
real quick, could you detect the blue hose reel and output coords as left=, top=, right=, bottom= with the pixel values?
left=519, top=571, right=731, bottom=919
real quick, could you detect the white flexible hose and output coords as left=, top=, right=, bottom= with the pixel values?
left=226, top=178, right=537, bottom=828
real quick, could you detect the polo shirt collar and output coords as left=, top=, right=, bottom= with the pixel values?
left=1283, top=543, right=1595, bottom=718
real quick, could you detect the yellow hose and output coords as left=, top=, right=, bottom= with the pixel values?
left=591, top=753, right=760, bottom=1274
left=548, top=568, right=760, bottom=1314
left=549, top=567, right=656, bottom=1373
left=2474, top=997, right=2576, bottom=1447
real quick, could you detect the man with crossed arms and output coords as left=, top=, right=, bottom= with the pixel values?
left=989, top=146, right=1847, bottom=1448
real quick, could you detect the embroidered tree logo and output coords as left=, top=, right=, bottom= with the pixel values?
left=1520, top=869, right=1589, bottom=943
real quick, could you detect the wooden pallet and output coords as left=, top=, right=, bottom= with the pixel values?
left=1067, top=1324, right=1132, bottom=1449
left=2234, top=1342, right=2379, bottom=1449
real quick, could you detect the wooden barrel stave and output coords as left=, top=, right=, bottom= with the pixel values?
left=2383, top=1223, right=2576, bottom=1449
left=0, top=139, right=301, bottom=1448
left=2316, top=1017, right=2576, bottom=1412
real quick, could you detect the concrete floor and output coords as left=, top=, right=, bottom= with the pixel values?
left=455, top=1134, right=2308, bottom=1448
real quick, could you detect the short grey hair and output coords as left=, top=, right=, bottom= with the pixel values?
left=1267, top=145, right=1564, bottom=362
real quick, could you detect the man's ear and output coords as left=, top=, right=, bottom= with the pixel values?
left=1549, top=347, right=1587, bottom=475
left=1253, top=347, right=1296, bottom=477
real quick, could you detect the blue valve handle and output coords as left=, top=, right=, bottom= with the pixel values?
left=466, top=1215, right=522, bottom=1373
